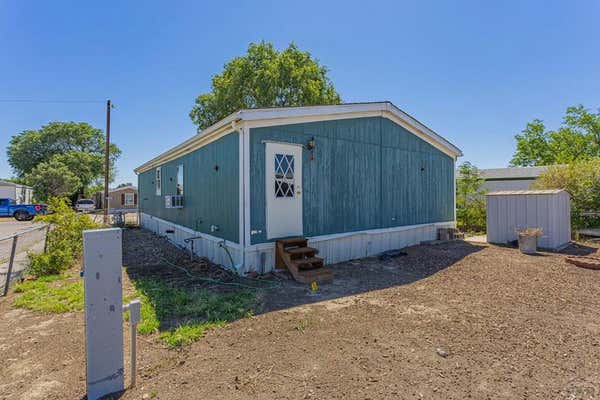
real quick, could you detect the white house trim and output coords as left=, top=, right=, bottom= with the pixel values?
left=134, top=102, right=462, bottom=174
left=134, top=124, right=238, bottom=174
left=260, top=139, right=306, bottom=148
left=237, top=124, right=245, bottom=249
left=243, top=126, right=252, bottom=250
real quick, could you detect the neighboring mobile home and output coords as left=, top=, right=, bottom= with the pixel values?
left=479, top=166, right=550, bottom=192
left=135, top=102, right=462, bottom=273
left=94, top=185, right=138, bottom=209
left=0, top=180, right=33, bottom=204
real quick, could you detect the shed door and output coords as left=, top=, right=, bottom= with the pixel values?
left=265, top=142, right=303, bottom=239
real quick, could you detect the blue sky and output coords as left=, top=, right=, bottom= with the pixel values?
left=1, top=1, right=599, bottom=185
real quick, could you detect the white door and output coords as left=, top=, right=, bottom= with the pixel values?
left=265, top=142, right=303, bottom=239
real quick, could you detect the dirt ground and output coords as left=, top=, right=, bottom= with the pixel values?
left=1, top=229, right=600, bottom=399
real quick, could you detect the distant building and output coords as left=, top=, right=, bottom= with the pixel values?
left=0, top=180, right=33, bottom=204
left=94, top=185, right=138, bottom=209
left=479, top=166, right=550, bottom=192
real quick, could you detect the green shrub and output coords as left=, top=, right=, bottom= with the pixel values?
left=534, top=158, right=600, bottom=229
left=28, top=244, right=74, bottom=277
left=456, top=162, right=487, bottom=233
left=28, top=197, right=99, bottom=277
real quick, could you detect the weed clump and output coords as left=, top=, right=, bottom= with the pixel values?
left=28, top=197, right=99, bottom=277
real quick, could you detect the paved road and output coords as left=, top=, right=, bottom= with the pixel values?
left=0, top=219, right=43, bottom=239
left=0, top=219, right=46, bottom=290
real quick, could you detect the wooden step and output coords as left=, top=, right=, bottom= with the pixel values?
left=294, top=267, right=333, bottom=284
left=277, top=237, right=308, bottom=247
left=275, top=237, right=332, bottom=284
left=293, top=256, right=324, bottom=270
left=287, top=246, right=318, bottom=257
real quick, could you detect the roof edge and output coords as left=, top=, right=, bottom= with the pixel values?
left=134, top=102, right=462, bottom=174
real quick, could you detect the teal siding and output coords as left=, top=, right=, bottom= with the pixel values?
left=250, top=117, right=454, bottom=244
left=138, top=133, right=239, bottom=243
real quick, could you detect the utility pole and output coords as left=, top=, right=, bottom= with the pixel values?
left=103, top=99, right=111, bottom=225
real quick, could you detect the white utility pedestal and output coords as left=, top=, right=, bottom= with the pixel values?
left=83, top=228, right=124, bottom=400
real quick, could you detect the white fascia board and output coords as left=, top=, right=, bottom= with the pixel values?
left=134, top=113, right=242, bottom=174
left=242, top=102, right=461, bottom=158
left=134, top=102, right=462, bottom=174
left=238, top=102, right=389, bottom=121
left=384, top=102, right=463, bottom=158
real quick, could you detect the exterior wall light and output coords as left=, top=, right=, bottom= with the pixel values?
left=307, top=137, right=316, bottom=151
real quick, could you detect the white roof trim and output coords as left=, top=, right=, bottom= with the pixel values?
left=480, top=166, right=551, bottom=180
left=486, top=189, right=566, bottom=196
left=0, top=180, right=32, bottom=189
left=134, top=102, right=462, bottom=174
left=108, top=186, right=137, bottom=193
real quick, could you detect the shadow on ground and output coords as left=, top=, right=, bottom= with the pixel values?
left=559, top=241, right=599, bottom=256
left=261, top=240, right=485, bottom=313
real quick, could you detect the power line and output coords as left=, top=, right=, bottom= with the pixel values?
left=0, top=99, right=105, bottom=103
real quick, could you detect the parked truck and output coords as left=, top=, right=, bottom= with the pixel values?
left=0, top=198, right=47, bottom=221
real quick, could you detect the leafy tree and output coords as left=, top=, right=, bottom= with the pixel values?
left=7, top=121, right=120, bottom=199
left=26, top=158, right=81, bottom=200
left=533, top=158, right=600, bottom=229
left=456, top=161, right=487, bottom=232
left=190, top=41, right=341, bottom=130
left=511, top=105, right=600, bottom=166
left=84, top=183, right=104, bottom=198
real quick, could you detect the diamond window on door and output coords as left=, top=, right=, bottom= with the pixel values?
left=274, top=153, right=295, bottom=198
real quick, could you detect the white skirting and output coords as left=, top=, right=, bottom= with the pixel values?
left=139, top=213, right=243, bottom=271
left=244, top=221, right=455, bottom=273
left=140, top=213, right=454, bottom=274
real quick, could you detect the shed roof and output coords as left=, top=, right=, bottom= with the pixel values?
left=486, top=189, right=566, bottom=196
left=479, top=166, right=550, bottom=180
left=109, top=185, right=137, bottom=193
left=134, top=101, right=462, bottom=174
left=0, top=180, right=32, bottom=189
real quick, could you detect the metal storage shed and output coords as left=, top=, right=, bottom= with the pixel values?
left=486, top=189, right=571, bottom=250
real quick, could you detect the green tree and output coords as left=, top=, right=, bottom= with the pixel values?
left=456, top=162, right=487, bottom=232
left=533, top=158, right=600, bottom=229
left=26, top=158, right=82, bottom=200
left=7, top=121, right=120, bottom=199
left=190, top=41, right=341, bottom=130
left=511, top=105, right=600, bottom=166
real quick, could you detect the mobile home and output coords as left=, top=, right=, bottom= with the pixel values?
left=0, top=180, right=33, bottom=204
left=135, top=102, right=462, bottom=274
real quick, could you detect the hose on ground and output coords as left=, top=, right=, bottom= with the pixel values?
left=161, top=258, right=280, bottom=291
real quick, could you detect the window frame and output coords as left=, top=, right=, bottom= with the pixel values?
left=274, top=153, right=295, bottom=199
left=176, top=164, right=184, bottom=196
left=155, top=167, right=162, bottom=196
left=124, top=192, right=135, bottom=206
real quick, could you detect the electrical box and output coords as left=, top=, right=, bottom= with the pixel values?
left=83, top=228, right=124, bottom=400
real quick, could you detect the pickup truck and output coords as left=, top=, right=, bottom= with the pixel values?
left=0, top=198, right=47, bottom=221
